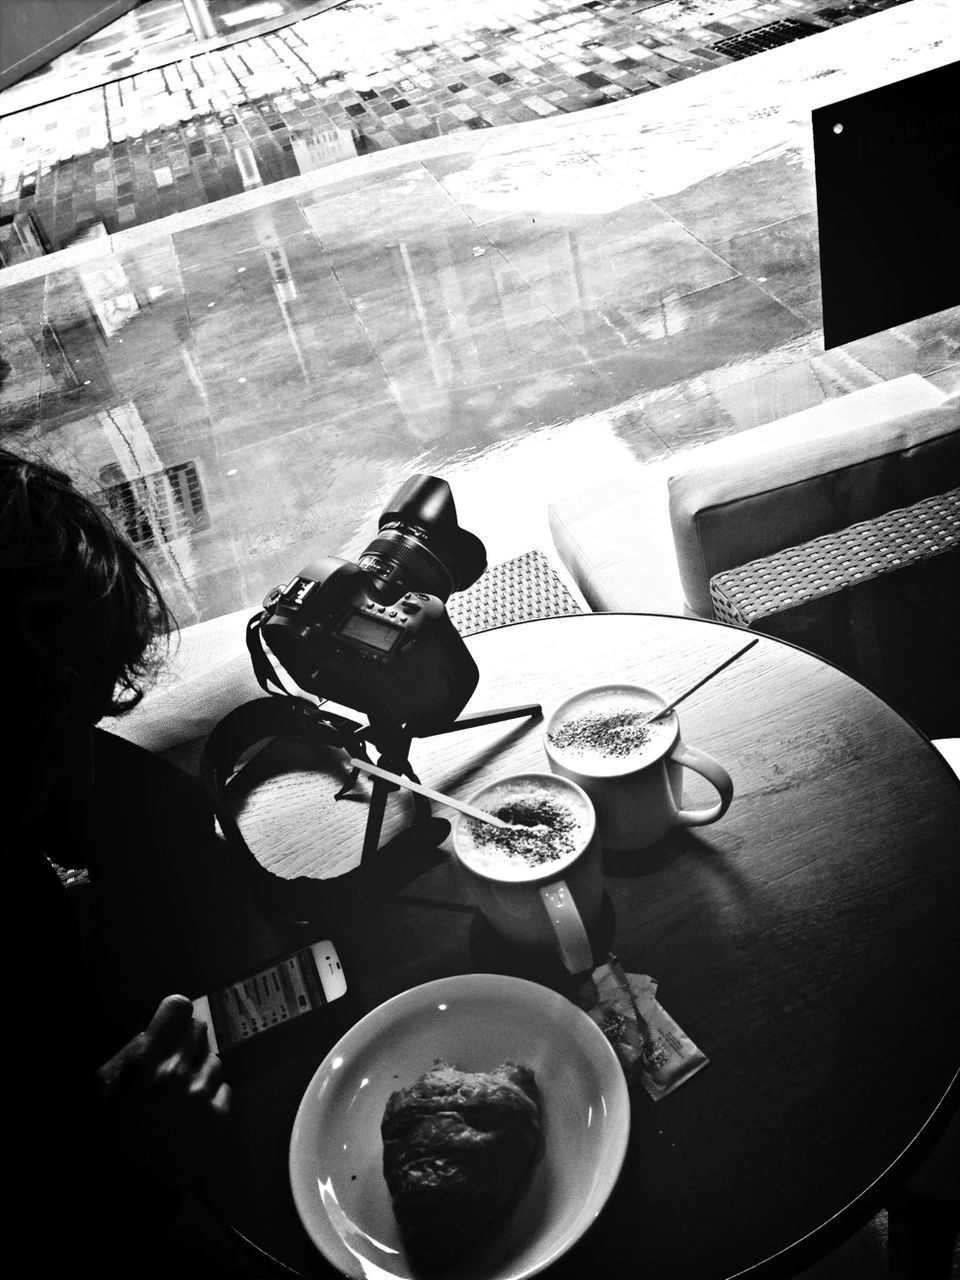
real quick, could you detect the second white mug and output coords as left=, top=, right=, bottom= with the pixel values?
left=544, top=684, right=734, bottom=851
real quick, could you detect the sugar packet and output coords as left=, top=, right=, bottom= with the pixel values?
left=572, top=954, right=708, bottom=1100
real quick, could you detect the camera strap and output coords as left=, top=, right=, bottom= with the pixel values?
left=245, top=609, right=288, bottom=696
left=198, top=694, right=370, bottom=923
left=200, top=695, right=364, bottom=798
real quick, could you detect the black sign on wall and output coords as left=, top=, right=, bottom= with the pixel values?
left=812, top=60, right=960, bottom=349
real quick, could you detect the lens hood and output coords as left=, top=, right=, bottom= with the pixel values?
left=377, top=475, right=486, bottom=594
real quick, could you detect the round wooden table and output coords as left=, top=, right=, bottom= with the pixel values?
left=202, top=612, right=960, bottom=1280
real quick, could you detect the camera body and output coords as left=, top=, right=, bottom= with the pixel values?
left=254, top=476, right=486, bottom=734
left=258, top=559, right=479, bottom=733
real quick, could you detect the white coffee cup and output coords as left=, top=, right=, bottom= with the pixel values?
left=451, top=772, right=601, bottom=974
left=544, top=684, right=734, bottom=851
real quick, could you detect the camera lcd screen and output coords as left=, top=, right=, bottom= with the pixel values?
left=340, top=610, right=402, bottom=653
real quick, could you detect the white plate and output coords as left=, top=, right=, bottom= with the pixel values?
left=289, top=973, right=631, bottom=1280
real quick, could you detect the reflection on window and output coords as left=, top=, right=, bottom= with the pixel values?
left=81, top=255, right=141, bottom=339
left=99, top=460, right=208, bottom=548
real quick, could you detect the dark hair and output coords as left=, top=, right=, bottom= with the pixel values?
left=0, top=447, right=176, bottom=724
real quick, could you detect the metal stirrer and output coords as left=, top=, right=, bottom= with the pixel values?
left=651, top=637, right=759, bottom=720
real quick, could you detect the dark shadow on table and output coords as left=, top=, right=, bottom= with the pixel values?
left=601, top=825, right=741, bottom=870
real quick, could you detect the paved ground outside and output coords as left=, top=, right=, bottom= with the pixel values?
left=0, top=0, right=908, bottom=266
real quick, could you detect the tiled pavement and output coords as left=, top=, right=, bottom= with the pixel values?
left=1, top=2, right=346, bottom=110
left=0, top=0, right=911, bottom=265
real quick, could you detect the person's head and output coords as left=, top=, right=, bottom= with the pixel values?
left=1, top=447, right=175, bottom=830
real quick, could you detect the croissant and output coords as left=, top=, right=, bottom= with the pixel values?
left=381, top=1060, right=543, bottom=1271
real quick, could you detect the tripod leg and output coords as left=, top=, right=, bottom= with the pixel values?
left=357, top=711, right=541, bottom=869
left=377, top=742, right=431, bottom=821
left=423, top=704, right=543, bottom=735
left=360, top=776, right=390, bottom=878
left=358, top=709, right=541, bottom=863
left=358, top=730, right=430, bottom=873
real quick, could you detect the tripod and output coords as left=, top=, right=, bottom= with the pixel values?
left=336, top=702, right=543, bottom=875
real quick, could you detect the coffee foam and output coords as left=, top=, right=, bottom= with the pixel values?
left=455, top=777, right=591, bottom=882
left=547, top=687, right=675, bottom=775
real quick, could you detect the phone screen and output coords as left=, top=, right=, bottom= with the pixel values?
left=207, top=947, right=329, bottom=1051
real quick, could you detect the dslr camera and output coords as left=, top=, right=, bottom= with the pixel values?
left=253, top=476, right=486, bottom=735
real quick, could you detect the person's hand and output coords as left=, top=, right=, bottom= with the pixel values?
left=95, top=993, right=232, bottom=1188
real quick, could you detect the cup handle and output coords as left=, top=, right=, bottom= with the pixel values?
left=670, top=741, right=734, bottom=827
left=539, top=880, right=593, bottom=974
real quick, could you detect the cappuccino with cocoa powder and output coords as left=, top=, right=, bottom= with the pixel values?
left=452, top=772, right=601, bottom=972
left=546, top=686, right=676, bottom=776
left=545, top=683, right=734, bottom=851
left=456, top=775, right=593, bottom=883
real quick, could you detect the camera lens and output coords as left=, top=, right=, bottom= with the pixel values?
left=359, top=531, right=455, bottom=599
left=359, top=476, right=486, bottom=601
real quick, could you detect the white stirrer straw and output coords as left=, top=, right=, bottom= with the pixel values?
left=348, top=758, right=510, bottom=828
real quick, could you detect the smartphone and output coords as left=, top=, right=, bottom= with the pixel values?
left=194, top=940, right=348, bottom=1057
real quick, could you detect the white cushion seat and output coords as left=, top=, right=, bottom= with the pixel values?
left=548, top=374, right=957, bottom=619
